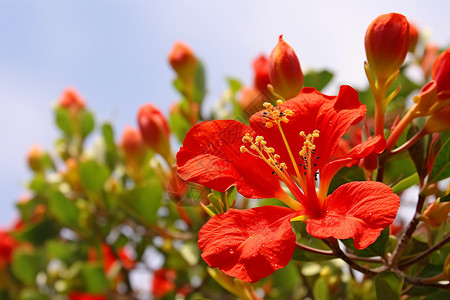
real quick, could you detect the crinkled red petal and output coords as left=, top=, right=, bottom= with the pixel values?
left=306, top=181, right=399, bottom=249
left=177, top=120, right=285, bottom=199
left=319, top=135, right=386, bottom=189
left=198, top=206, right=297, bottom=282
left=249, top=86, right=366, bottom=178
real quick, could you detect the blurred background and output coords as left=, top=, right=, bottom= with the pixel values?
left=1, top=0, right=449, bottom=227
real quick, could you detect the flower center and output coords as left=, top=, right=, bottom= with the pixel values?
left=299, top=130, right=320, bottom=175
left=261, top=100, right=293, bottom=128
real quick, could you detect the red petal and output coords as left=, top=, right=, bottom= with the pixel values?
left=306, top=181, right=399, bottom=249
left=177, top=120, right=285, bottom=199
left=249, top=86, right=366, bottom=177
left=198, top=206, right=297, bottom=282
left=319, top=135, right=386, bottom=194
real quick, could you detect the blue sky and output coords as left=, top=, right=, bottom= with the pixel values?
left=1, top=1, right=449, bottom=226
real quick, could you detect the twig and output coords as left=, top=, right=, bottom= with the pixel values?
left=389, top=193, right=427, bottom=267
left=399, top=234, right=450, bottom=268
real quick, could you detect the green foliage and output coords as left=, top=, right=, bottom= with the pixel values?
left=374, top=272, right=404, bottom=300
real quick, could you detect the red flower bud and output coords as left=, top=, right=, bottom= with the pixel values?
left=168, top=41, right=198, bottom=82
left=68, top=291, right=107, bottom=300
left=422, top=199, right=450, bottom=228
left=0, top=230, right=18, bottom=266
left=137, top=103, right=171, bottom=159
left=27, top=144, right=45, bottom=172
left=424, top=105, right=450, bottom=133
left=152, top=269, right=177, bottom=299
left=253, top=55, right=270, bottom=94
left=431, top=48, right=450, bottom=99
left=59, top=87, right=85, bottom=111
left=421, top=43, right=439, bottom=80
left=365, top=13, right=410, bottom=83
left=121, top=125, right=147, bottom=158
left=408, top=22, right=419, bottom=53
left=268, top=35, right=304, bottom=99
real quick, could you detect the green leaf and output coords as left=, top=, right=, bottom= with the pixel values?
left=79, top=110, right=95, bottom=139
left=227, top=77, right=242, bottom=94
left=441, top=192, right=450, bottom=202
left=49, top=191, right=79, bottom=228
left=18, top=289, right=50, bottom=300
left=328, top=165, right=365, bottom=194
left=28, top=174, right=49, bottom=193
left=429, top=136, right=450, bottom=183
left=80, top=264, right=108, bottom=293
left=193, top=60, right=207, bottom=104
left=102, top=123, right=117, bottom=170
left=374, top=271, right=403, bottom=300
left=14, top=219, right=59, bottom=246
left=122, top=183, right=162, bottom=223
left=303, top=70, right=334, bottom=91
left=391, top=172, right=419, bottom=194
left=12, top=249, right=42, bottom=285
left=170, top=104, right=192, bottom=143
left=55, top=107, right=74, bottom=135
left=45, top=240, right=78, bottom=265
left=313, top=277, right=331, bottom=300
left=79, top=161, right=110, bottom=194
left=407, top=126, right=428, bottom=178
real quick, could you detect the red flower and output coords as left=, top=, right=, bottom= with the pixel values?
left=253, top=55, right=271, bottom=95
left=177, top=86, right=399, bottom=282
left=152, top=269, right=176, bottom=299
left=68, top=291, right=107, bottom=300
left=88, top=243, right=135, bottom=273
left=59, top=87, right=86, bottom=111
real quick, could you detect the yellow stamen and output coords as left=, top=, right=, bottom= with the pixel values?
left=299, top=130, right=320, bottom=172
left=290, top=215, right=309, bottom=222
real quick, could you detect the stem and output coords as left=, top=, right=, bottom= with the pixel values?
left=403, top=273, right=450, bottom=290
left=389, top=193, right=427, bottom=267
left=399, top=234, right=450, bottom=268
left=390, top=128, right=426, bottom=155
left=295, top=242, right=383, bottom=263
left=385, top=104, right=417, bottom=152
left=327, top=239, right=377, bottom=276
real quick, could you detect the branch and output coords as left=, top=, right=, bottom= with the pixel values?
left=389, top=193, right=427, bottom=267
left=399, top=234, right=450, bottom=268
left=295, top=242, right=334, bottom=256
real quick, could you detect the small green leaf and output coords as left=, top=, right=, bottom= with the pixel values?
left=79, top=161, right=110, bottom=194
left=80, top=264, right=108, bottom=293
left=14, top=220, right=59, bottom=246
left=18, top=289, right=50, bottom=300
left=303, top=70, right=333, bottom=91
left=407, top=126, right=428, bottom=178
left=342, top=227, right=389, bottom=257
left=429, top=136, right=450, bottom=183
left=170, top=105, right=192, bottom=143
left=79, top=110, right=95, bottom=138
left=313, top=277, right=331, bottom=300
left=391, top=172, right=419, bottom=194
left=441, top=193, right=450, bottom=202
left=49, top=191, right=79, bottom=227
left=12, top=249, right=42, bottom=285
left=45, top=240, right=78, bottom=265
left=123, top=183, right=162, bottom=223
left=193, top=60, right=207, bottom=104
left=55, top=107, right=74, bottom=135
left=374, top=271, right=403, bottom=300
left=102, top=123, right=117, bottom=169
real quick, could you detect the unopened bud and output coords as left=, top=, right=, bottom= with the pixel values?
left=424, top=106, right=450, bottom=133
left=168, top=41, right=198, bottom=83
left=431, top=48, right=450, bottom=100
left=365, top=13, right=409, bottom=83
left=268, top=35, right=303, bottom=99
left=121, top=125, right=147, bottom=160
left=27, top=144, right=45, bottom=172
left=137, top=103, right=171, bottom=160
left=421, top=43, right=439, bottom=80
left=253, top=55, right=271, bottom=94
left=58, top=87, right=85, bottom=112
left=408, top=22, right=419, bottom=53
left=422, top=199, right=450, bottom=228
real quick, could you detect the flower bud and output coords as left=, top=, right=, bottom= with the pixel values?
left=421, top=43, right=439, bottom=80
left=408, top=22, right=419, bottom=53
left=137, top=103, right=171, bottom=160
left=425, top=133, right=441, bottom=178
left=253, top=55, right=271, bottom=94
left=121, top=125, right=147, bottom=160
left=58, top=87, right=85, bottom=111
left=0, top=230, right=18, bottom=266
left=168, top=41, right=198, bottom=83
left=422, top=199, right=450, bottom=228
left=268, top=35, right=303, bottom=99
left=431, top=48, right=450, bottom=99
left=27, top=144, right=45, bottom=172
left=365, top=13, right=409, bottom=83
left=424, top=105, right=450, bottom=133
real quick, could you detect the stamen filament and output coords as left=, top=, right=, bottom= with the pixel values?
left=277, top=122, right=303, bottom=181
